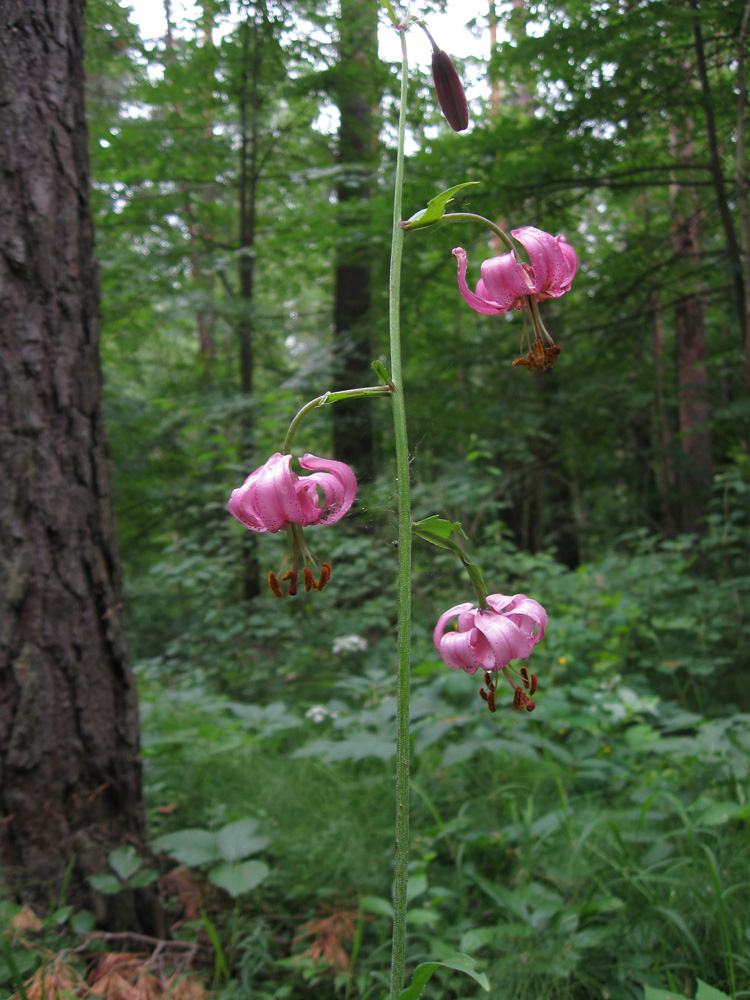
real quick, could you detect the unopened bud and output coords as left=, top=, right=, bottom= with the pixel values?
left=431, top=49, right=469, bottom=132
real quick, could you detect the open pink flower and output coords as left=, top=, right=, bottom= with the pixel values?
left=434, top=593, right=548, bottom=711
left=452, top=227, right=578, bottom=372
left=228, top=452, right=356, bottom=533
left=228, top=452, right=357, bottom=596
left=453, top=228, right=578, bottom=315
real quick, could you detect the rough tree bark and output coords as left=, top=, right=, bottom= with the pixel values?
left=0, top=0, right=156, bottom=922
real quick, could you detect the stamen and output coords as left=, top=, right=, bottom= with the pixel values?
left=529, top=674, right=538, bottom=696
left=317, top=563, right=331, bottom=590
left=512, top=687, right=524, bottom=711
left=487, top=689, right=496, bottom=713
left=304, top=567, right=316, bottom=592
left=520, top=666, right=530, bottom=689
left=268, top=572, right=283, bottom=599
left=479, top=688, right=489, bottom=702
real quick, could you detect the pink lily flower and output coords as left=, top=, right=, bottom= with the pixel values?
left=453, top=227, right=578, bottom=315
left=452, top=227, right=578, bottom=372
left=434, top=593, right=548, bottom=711
left=228, top=452, right=357, bottom=596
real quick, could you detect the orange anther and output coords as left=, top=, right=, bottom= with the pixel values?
left=268, top=572, right=283, bottom=598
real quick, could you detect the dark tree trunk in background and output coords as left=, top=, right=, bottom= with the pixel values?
left=332, top=0, right=380, bottom=481
left=0, top=0, right=156, bottom=922
left=236, top=4, right=264, bottom=601
left=669, top=124, right=713, bottom=532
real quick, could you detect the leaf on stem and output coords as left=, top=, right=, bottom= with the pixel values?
left=401, top=182, right=479, bottom=231
left=412, top=514, right=467, bottom=548
left=379, top=0, right=399, bottom=27
left=393, top=954, right=490, bottom=999
left=372, top=359, right=395, bottom=388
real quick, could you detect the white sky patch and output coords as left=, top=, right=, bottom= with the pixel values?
left=123, top=0, right=490, bottom=67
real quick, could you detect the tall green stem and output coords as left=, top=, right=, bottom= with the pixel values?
left=388, top=23, right=412, bottom=1000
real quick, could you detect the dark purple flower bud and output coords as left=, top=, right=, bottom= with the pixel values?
left=431, top=49, right=469, bottom=132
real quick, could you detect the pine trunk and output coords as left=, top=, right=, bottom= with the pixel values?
left=0, top=0, right=155, bottom=921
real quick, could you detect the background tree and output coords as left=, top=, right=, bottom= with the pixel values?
left=0, top=0, right=156, bottom=922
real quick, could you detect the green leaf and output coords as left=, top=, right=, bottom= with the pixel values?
left=643, top=988, right=689, bottom=1000
left=216, top=818, right=269, bottom=862
left=371, top=359, right=394, bottom=387
left=695, top=801, right=748, bottom=827
left=0, top=937, right=31, bottom=1000
left=129, top=869, right=158, bottom=889
left=395, top=954, right=489, bottom=999
left=402, top=182, right=480, bottom=231
left=359, top=895, right=393, bottom=918
left=412, top=515, right=467, bottom=549
left=88, top=873, right=123, bottom=896
left=379, top=0, right=399, bottom=26
left=107, top=845, right=142, bottom=882
left=209, top=860, right=269, bottom=897
left=70, top=910, right=96, bottom=934
left=151, top=828, right=220, bottom=867
left=696, top=981, right=732, bottom=1000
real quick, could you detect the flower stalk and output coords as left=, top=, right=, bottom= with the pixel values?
left=282, top=385, right=393, bottom=455
left=388, top=22, right=412, bottom=1000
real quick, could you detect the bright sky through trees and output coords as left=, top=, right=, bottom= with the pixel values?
left=123, top=0, right=491, bottom=67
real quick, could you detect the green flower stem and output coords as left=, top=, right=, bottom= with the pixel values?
left=442, top=212, right=515, bottom=252
left=282, top=385, right=393, bottom=455
left=388, top=23, right=412, bottom=1000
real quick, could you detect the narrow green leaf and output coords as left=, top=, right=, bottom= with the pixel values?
left=402, top=182, right=479, bottom=231
left=395, top=954, right=489, bottom=999
left=372, top=359, right=394, bottom=387
left=200, top=908, right=230, bottom=985
left=379, top=0, right=399, bottom=26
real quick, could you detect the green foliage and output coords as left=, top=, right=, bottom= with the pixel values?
left=88, top=846, right=158, bottom=895
left=74, top=0, right=750, bottom=996
left=153, top=818, right=271, bottom=898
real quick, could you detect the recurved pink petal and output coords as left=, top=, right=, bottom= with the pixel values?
left=452, top=248, right=508, bottom=316
left=437, top=628, right=484, bottom=672
left=433, top=601, right=474, bottom=650
left=298, top=453, right=357, bottom=525
left=512, top=226, right=579, bottom=300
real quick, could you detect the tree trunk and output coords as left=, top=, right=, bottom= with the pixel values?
left=0, top=0, right=155, bottom=922
left=332, top=0, right=380, bottom=480
left=236, top=5, right=262, bottom=600
left=669, top=123, right=713, bottom=532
